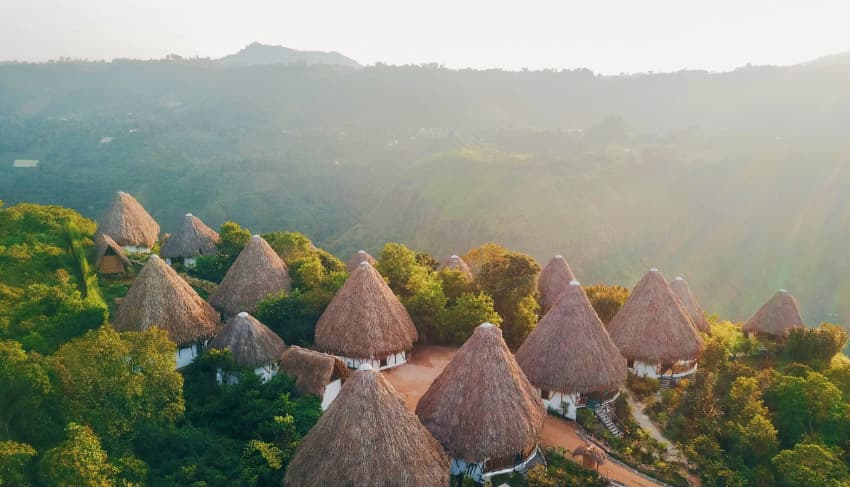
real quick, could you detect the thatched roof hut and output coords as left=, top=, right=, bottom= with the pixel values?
left=314, top=262, right=417, bottom=359
left=441, top=254, right=473, bottom=280
left=114, top=255, right=219, bottom=346
left=516, top=280, right=627, bottom=395
left=744, top=289, right=804, bottom=337
left=278, top=346, right=350, bottom=397
left=346, top=249, right=377, bottom=273
left=208, top=235, right=291, bottom=316
left=670, top=276, right=711, bottom=333
left=607, top=269, right=704, bottom=363
left=98, top=191, right=160, bottom=249
left=208, top=312, right=286, bottom=368
left=416, top=323, right=545, bottom=466
left=284, top=365, right=449, bottom=487
left=538, top=255, right=577, bottom=313
left=160, top=213, right=219, bottom=259
left=573, top=444, right=606, bottom=470
left=94, top=233, right=130, bottom=274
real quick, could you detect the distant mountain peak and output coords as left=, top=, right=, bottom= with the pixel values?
left=216, top=42, right=360, bottom=69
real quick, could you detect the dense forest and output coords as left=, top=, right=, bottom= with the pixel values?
left=2, top=56, right=850, bottom=330
left=2, top=201, right=849, bottom=486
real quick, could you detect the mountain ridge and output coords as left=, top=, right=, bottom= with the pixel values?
left=214, top=41, right=360, bottom=68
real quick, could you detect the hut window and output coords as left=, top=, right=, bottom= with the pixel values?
left=540, top=389, right=551, bottom=400
left=380, top=357, right=388, bottom=368
left=627, top=359, right=634, bottom=368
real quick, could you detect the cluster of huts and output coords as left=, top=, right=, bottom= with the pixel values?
left=95, top=191, right=807, bottom=485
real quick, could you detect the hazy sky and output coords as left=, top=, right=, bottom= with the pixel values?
left=3, top=0, right=850, bottom=74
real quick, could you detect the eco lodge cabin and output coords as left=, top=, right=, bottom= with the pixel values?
left=416, top=323, right=546, bottom=483
left=98, top=191, right=160, bottom=253
left=114, top=255, right=220, bottom=368
left=743, top=289, right=804, bottom=340
left=208, top=312, right=286, bottom=382
left=442, top=254, right=473, bottom=281
left=607, top=268, right=704, bottom=384
left=284, top=365, right=449, bottom=487
left=538, top=254, right=577, bottom=314
left=670, top=276, right=712, bottom=333
left=94, top=233, right=130, bottom=275
left=159, top=213, right=219, bottom=267
left=208, top=235, right=291, bottom=316
left=278, top=346, right=350, bottom=410
left=314, top=261, right=417, bottom=370
left=346, top=249, right=376, bottom=273
left=516, top=280, right=627, bottom=420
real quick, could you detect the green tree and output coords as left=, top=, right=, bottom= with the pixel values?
left=38, top=422, right=116, bottom=487
left=376, top=243, right=424, bottom=298
left=0, top=441, right=37, bottom=486
left=261, top=231, right=314, bottom=263
left=404, top=277, right=448, bottom=344
left=192, top=221, right=251, bottom=281
left=767, top=371, right=848, bottom=447
left=772, top=442, right=850, bottom=487
left=438, top=268, right=475, bottom=303
left=584, top=284, right=629, bottom=325
left=0, top=340, right=59, bottom=446
left=438, top=292, right=502, bottom=344
left=52, top=326, right=185, bottom=446
left=783, top=324, right=849, bottom=369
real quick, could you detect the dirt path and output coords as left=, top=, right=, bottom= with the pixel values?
left=626, top=396, right=683, bottom=461
left=383, top=345, right=668, bottom=487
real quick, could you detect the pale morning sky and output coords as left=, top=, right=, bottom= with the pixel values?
left=2, top=0, right=850, bottom=74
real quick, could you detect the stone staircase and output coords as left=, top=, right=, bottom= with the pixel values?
left=593, top=403, right=623, bottom=438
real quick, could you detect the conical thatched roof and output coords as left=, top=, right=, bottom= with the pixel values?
left=573, top=444, right=607, bottom=465
left=608, top=269, right=704, bottom=363
left=278, top=346, right=350, bottom=398
left=98, top=191, right=160, bottom=248
left=538, top=255, right=577, bottom=313
left=670, top=277, right=711, bottom=333
left=314, top=262, right=417, bottom=358
left=114, top=255, right=219, bottom=346
left=208, top=235, right=291, bottom=316
left=346, top=249, right=376, bottom=273
left=744, top=289, right=804, bottom=337
left=160, top=213, right=219, bottom=259
left=441, top=254, right=473, bottom=280
left=416, top=323, right=545, bottom=464
left=208, top=312, right=286, bottom=367
left=284, top=365, right=449, bottom=487
left=516, top=280, right=627, bottom=394
left=94, top=233, right=130, bottom=267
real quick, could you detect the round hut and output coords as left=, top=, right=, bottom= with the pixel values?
left=284, top=365, right=449, bottom=487
left=416, top=323, right=546, bottom=482
left=670, top=276, right=712, bottom=333
left=573, top=444, right=606, bottom=471
left=516, top=280, right=627, bottom=419
left=98, top=191, right=160, bottom=252
left=346, top=249, right=377, bottom=273
left=114, top=255, right=220, bottom=368
left=278, top=346, right=351, bottom=410
left=94, top=233, right=130, bottom=275
left=744, top=289, right=804, bottom=340
left=208, top=312, right=286, bottom=382
left=441, top=254, right=473, bottom=281
left=160, top=213, right=219, bottom=267
left=314, top=262, right=417, bottom=369
left=607, top=268, right=704, bottom=381
left=538, top=255, right=577, bottom=314
left=208, top=235, right=291, bottom=316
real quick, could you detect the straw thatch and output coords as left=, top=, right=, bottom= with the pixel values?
left=208, top=312, right=286, bottom=367
left=744, top=289, right=804, bottom=337
left=670, top=277, right=711, bottom=333
left=114, top=255, right=219, bottom=346
left=160, top=213, right=219, bottom=259
left=607, top=269, right=704, bottom=362
left=284, top=365, right=449, bottom=487
left=314, top=262, right=417, bottom=358
left=208, top=235, right=291, bottom=316
left=94, top=233, right=130, bottom=274
left=278, top=346, right=350, bottom=397
left=416, top=323, right=545, bottom=464
left=516, top=280, right=627, bottom=394
left=346, top=249, right=377, bottom=273
left=441, top=254, right=473, bottom=280
left=98, top=191, right=160, bottom=248
left=573, top=444, right=606, bottom=469
left=538, top=255, right=577, bottom=313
